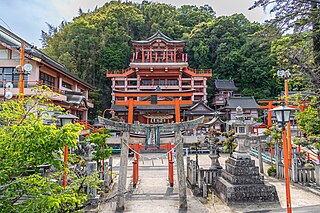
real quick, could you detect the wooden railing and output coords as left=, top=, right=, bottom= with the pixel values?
left=277, top=164, right=316, bottom=183
left=75, top=120, right=95, bottom=131
left=188, top=68, right=212, bottom=75
left=36, top=81, right=66, bottom=95
left=106, top=68, right=132, bottom=76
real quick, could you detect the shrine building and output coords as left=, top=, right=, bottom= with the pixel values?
left=106, top=30, right=214, bottom=124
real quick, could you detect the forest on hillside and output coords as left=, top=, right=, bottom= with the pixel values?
left=41, top=1, right=319, bottom=119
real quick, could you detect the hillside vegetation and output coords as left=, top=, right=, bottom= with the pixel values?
left=42, top=1, right=313, bottom=119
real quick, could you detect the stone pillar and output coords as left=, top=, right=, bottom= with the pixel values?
left=315, top=164, right=320, bottom=186
left=116, top=132, right=129, bottom=212
left=275, top=140, right=280, bottom=178
left=87, top=161, right=98, bottom=199
left=175, top=127, right=187, bottom=210
left=258, top=140, right=264, bottom=174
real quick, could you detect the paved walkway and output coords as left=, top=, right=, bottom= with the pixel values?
left=101, top=153, right=320, bottom=213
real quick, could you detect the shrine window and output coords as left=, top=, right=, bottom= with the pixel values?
left=62, top=81, right=72, bottom=90
left=141, top=79, right=152, bottom=86
left=238, top=127, right=245, bottom=133
left=39, top=71, right=55, bottom=87
left=115, top=80, right=124, bottom=86
left=0, top=49, right=9, bottom=59
left=168, top=79, right=178, bottom=85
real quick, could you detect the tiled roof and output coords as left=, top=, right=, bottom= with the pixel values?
left=225, top=96, right=260, bottom=109
left=111, top=104, right=127, bottom=112
left=0, top=25, right=95, bottom=90
left=214, top=79, right=237, bottom=90
left=132, top=30, right=185, bottom=44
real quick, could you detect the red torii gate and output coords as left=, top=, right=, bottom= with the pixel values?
left=258, top=99, right=309, bottom=165
left=113, top=89, right=194, bottom=187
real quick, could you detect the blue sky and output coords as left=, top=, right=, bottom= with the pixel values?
left=0, top=0, right=271, bottom=48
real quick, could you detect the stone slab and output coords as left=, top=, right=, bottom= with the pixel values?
left=227, top=157, right=255, bottom=167
left=215, top=177, right=279, bottom=204
left=221, top=170, right=264, bottom=185
left=225, top=163, right=259, bottom=176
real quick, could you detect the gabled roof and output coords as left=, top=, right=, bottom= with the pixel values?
left=215, top=79, right=237, bottom=91
left=225, top=96, right=260, bottom=109
left=188, top=101, right=214, bottom=112
left=132, top=30, right=185, bottom=44
left=185, top=101, right=221, bottom=115
left=0, top=25, right=95, bottom=90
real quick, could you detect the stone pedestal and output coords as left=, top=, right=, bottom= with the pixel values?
left=215, top=157, right=279, bottom=204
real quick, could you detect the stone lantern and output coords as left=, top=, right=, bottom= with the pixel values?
left=216, top=106, right=279, bottom=204
left=227, top=106, right=255, bottom=160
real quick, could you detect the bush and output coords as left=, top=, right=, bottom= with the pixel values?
left=304, top=163, right=314, bottom=168
left=267, top=166, right=276, bottom=176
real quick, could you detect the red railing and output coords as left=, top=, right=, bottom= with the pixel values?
left=37, top=81, right=65, bottom=95
left=188, top=68, right=212, bottom=75
left=76, top=120, right=95, bottom=131
left=106, top=68, right=132, bottom=76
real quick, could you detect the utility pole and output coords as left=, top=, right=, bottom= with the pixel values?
left=285, top=78, right=292, bottom=165
left=19, top=41, right=25, bottom=97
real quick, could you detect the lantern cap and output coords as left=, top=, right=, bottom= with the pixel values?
left=270, top=105, right=297, bottom=112
left=57, top=114, right=79, bottom=120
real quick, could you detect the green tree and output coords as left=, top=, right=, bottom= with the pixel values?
left=88, top=130, right=112, bottom=170
left=186, top=14, right=281, bottom=102
left=250, top=0, right=320, bottom=97
left=295, top=97, right=320, bottom=156
left=0, top=87, right=97, bottom=212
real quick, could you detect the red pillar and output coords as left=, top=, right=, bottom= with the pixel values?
left=132, top=144, right=141, bottom=187
left=282, top=129, right=292, bottom=213
left=168, top=143, right=174, bottom=187
left=62, top=145, right=68, bottom=188
left=128, top=98, right=134, bottom=124
left=174, top=98, right=180, bottom=123
left=267, top=101, right=273, bottom=127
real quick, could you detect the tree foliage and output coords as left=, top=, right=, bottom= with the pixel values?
left=0, top=87, right=97, bottom=212
left=42, top=1, right=286, bottom=115
left=251, top=0, right=320, bottom=95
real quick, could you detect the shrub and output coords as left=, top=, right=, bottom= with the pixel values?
left=267, top=166, right=276, bottom=176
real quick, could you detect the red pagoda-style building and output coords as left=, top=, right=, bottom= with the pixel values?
left=106, top=30, right=213, bottom=123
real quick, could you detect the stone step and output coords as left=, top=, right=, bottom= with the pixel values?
left=225, top=163, right=259, bottom=176
left=221, top=170, right=264, bottom=185
left=215, top=177, right=279, bottom=204
left=227, top=157, right=255, bottom=167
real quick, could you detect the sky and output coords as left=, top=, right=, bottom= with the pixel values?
left=0, top=0, right=272, bottom=48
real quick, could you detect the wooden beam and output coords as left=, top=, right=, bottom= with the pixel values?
left=115, top=100, right=193, bottom=106
left=114, top=92, right=194, bottom=97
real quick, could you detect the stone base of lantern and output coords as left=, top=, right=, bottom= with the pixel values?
left=215, top=157, right=279, bottom=204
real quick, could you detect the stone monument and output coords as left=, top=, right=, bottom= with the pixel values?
left=215, top=106, right=279, bottom=204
